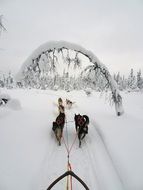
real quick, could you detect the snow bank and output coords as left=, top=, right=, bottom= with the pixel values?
left=0, top=91, right=21, bottom=110
left=6, top=99, right=21, bottom=110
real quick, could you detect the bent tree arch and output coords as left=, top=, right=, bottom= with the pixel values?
left=16, top=41, right=124, bottom=116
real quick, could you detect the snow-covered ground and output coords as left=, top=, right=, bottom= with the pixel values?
left=0, top=89, right=143, bottom=190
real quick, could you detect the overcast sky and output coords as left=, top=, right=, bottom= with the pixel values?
left=0, top=0, right=143, bottom=76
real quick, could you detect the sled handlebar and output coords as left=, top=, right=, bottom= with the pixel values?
left=47, top=170, right=90, bottom=190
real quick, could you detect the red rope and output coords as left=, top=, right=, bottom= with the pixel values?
left=68, top=162, right=73, bottom=190
left=69, top=132, right=78, bottom=154
left=66, top=162, right=73, bottom=190
left=62, top=120, right=78, bottom=190
left=63, top=133, right=77, bottom=190
left=62, top=131, right=78, bottom=156
left=62, top=136, right=70, bottom=155
left=66, top=164, right=69, bottom=190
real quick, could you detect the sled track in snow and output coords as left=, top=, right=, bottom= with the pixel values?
left=80, top=142, right=102, bottom=190
left=90, top=120, right=126, bottom=190
left=71, top=107, right=126, bottom=190
left=35, top=133, right=58, bottom=190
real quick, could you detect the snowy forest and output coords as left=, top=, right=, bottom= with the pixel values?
left=0, top=69, right=143, bottom=92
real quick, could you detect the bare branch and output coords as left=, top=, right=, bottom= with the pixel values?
left=0, top=15, right=6, bottom=33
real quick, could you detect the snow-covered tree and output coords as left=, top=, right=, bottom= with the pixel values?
left=6, top=72, right=14, bottom=88
left=128, top=69, right=137, bottom=90
left=0, top=74, right=4, bottom=87
left=0, top=71, right=15, bottom=89
left=113, top=72, right=122, bottom=90
left=137, top=69, right=143, bottom=89
left=121, top=75, right=128, bottom=90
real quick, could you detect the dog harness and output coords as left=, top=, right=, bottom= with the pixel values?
left=77, top=115, right=85, bottom=127
left=56, top=114, right=65, bottom=126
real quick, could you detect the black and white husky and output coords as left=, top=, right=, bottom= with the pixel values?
left=74, top=114, right=89, bottom=147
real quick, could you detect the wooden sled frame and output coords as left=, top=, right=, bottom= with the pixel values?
left=47, top=170, right=90, bottom=190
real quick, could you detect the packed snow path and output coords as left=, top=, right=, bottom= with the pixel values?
left=0, top=89, right=143, bottom=190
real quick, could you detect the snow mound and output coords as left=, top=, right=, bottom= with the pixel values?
left=0, top=93, right=21, bottom=110
left=0, top=93, right=11, bottom=100
left=6, top=99, right=21, bottom=110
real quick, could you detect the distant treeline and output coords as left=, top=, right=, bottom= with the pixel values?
left=0, top=69, right=143, bottom=91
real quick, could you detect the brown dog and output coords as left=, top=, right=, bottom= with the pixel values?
left=58, top=98, right=64, bottom=113
left=58, top=98, right=63, bottom=106
left=52, top=105, right=65, bottom=146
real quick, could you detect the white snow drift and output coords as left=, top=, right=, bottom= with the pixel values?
left=0, top=89, right=143, bottom=190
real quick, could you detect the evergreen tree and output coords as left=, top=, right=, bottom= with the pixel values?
left=137, top=69, right=143, bottom=89
left=128, top=69, right=137, bottom=90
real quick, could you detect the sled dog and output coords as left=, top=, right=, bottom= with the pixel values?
left=66, top=99, right=75, bottom=109
left=52, top=105, right=65, bottom=145
left=74, top=114, right=89, bottom=147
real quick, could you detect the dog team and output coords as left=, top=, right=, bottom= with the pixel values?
left=52, top=98, right=89, bottom=147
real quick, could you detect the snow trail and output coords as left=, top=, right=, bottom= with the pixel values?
left=1, top=90, right=143, bottom=190
left=41, top=97, right=125, bottom=190
left=68, top=106, right=125, bottom=190
left=91, top=120, right=126, bottom=189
